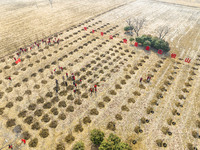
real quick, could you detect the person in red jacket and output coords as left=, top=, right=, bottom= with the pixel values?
left=8, top=145, right=13, bottom=149
left=90, top=88, right=93, bottom=95
left=21, top=139, right=26, bottom=144
left=140, top=77, right=143, bottom=83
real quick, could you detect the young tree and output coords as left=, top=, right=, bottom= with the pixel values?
left=116, top=142, right=132, bottom=150
left=132, top=18, right=146, bottom=37
left=151, top=36, right=159, bottom=47
left=107, top=133, right=121, bottom=145
left=99, top=139, right=115, bottom=150
left=129, top=38, right=134, bottom=45
left=72, top=141, right=84, bottom=150
left=90, top=129, right=105, bottom=146
left=156, top=26, right=170, bottom=39
left=136, top=37, right=143, bottom=44
left=143, top=40, right=151, bottom=47
left=124, top=26, right=130, bottom=33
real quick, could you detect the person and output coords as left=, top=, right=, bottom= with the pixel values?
left=147, top=76, right=149, bottom=82
left=57, top=38, right=60, bottom=45
left=66, top=73, right=68, bottom=78
left=79, top=78, right=82, bottom=83
left=61, top=67, right=63, bottom=72
left=56, top=79, right=58, bottom=85
left=140, top=77, right=143, bottom=83
left=14, top=57, right=16, bottom=61
left=75, top=83, right=77, bottom=88
left=73, top=89, right=76, bottom=94
left=94, top=85, right=97, bottom=88
left=65, top=81, right=68, bottom=87
left=8, top=77, right=11, bottom=81
left=37, top=43, right=39, bottom=48
left=8, top=145, right=13, bottom=149
left=62, top=76, right=65, bottom=81
left=73, top=80, right=75, bottom=86
left=95, top=88, right=97, bottom=93
left=21, top=139, right=26, bottom=144
left=90, top=88, right=93, bottom=95
left=148, top=76, right=151, bottom=82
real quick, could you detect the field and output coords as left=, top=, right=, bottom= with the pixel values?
left=0, top=0, right=200, bottom=150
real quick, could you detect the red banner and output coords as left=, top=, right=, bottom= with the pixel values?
left=15, top=58, right=21, bottom=64
left=171, top=53, right=176, bottom=58
left=134, top=42, right=138, bottom=47
left=123, top=39, right=127, bottom=44
left=158, top=49, right=163, bottom=54
left=146, top=46, right=150, bottom=51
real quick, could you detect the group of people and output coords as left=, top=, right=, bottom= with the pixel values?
left=14, top=37, right=60, bottom=60
left=140, top=76, right=151, bottom=83
left=54, top=70, right=98, bottom=96
left=7, top=139, right=26, bottom=149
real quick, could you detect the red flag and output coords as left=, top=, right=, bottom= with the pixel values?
left=15, top=58, right=21, bottom=64
left=101, top=32, right=104, bottom=36
left=134, top=42, right=138, bottom=47
left=123, top=39, right=127, bottom=44
left=109, top=35, right=113, bottom=39
left=21, top=139, right=26, bottom=144
left=171, top=53, right=176, bottom=58
left=157, top=49, right=163, bottom=54
left=92, top=30, right=95, bottom=33
left=146, top=46, right=150, bottom=51
left=84, top=27, right=87, bottom=31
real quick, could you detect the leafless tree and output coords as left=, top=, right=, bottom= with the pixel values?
left=131, top=18, right=146, bottom=37
left=156, top=26, right=170, bottom=39
left=35, top=0, right=38, bottom=8
left=49, top=0, right=53, bottom=7
left=126, top=18, right=132, bottom=27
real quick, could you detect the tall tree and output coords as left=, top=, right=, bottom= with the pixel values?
left=156, top=26, right=170, bottom=39
left=131, top=18, right=146, bottom=37
left=49, top=0, right=53, bottom=7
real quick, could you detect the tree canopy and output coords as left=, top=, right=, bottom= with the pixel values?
left=90, top=129, right=105, bottom=146
left=72, top=141, right=84, bottom=150
left=135, top=34, right=170, bottom=52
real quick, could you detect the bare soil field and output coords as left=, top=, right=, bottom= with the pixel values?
left=0, top=0, right=199, bottom=150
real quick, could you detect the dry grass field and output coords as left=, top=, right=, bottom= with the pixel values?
left=0, top=0, right=199, bottom=150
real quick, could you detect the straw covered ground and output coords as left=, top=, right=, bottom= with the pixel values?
left=0, top=0, right=199, bottom=150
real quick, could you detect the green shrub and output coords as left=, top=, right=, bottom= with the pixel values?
left=143, top=40, right=151, bottom=47
left=99, top=139, right=114, bottom=150
left=137, top=35, right=170, bottom=52
left=107, top=133, right=121, bottom=145
left=99, top=133, right=131, bottom=150
left=124, top=26, right=130, bottom=32
left=115, top=142, right=132, bottom=150
left=72, top=141, right=84, bottom=150
left=136, top=37, right=143, bottom=44
left=90, top=129, right=105, bottom=146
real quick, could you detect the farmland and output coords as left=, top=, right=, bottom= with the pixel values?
left=0, top=0, right=199, bottom=150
